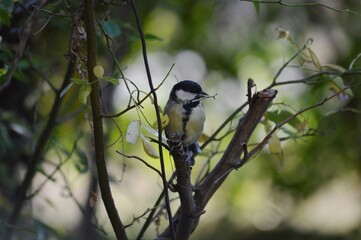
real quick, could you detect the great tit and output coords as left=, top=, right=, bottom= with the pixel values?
left=164, top=80, right=208, bottom=165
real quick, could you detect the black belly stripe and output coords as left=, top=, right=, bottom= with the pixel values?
left=182, top=107, right=191, bottom=140
left=181, top=100, right=200, bottom=141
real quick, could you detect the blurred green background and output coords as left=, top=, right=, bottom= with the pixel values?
left=0, top=0, right=360, bottom=239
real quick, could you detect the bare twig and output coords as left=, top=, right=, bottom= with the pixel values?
left=116, top=151, right=163, bottom=177
left=241, top=0, right=360, bottom=15
left=102, top=63, right=174, bottom=118
left=243, top=85, right=354, bottom=164
left=128, top=0, right=175, bottom=238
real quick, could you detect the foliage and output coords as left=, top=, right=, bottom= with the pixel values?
left=0, top=0, right=360, bottom=239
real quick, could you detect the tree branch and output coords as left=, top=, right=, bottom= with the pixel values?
left=160, top=80, right=277, bottom=239
left=194, top=87, right=277, bottom=209
left=83, top=1, right=128, bottom=239
left=168, top=135, right=200, bottom=240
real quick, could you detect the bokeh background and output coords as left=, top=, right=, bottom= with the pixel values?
left=1, top=0, right=361, bottom=239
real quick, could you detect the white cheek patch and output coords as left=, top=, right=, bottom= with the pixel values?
left=176, top=89, right=197, bottom=102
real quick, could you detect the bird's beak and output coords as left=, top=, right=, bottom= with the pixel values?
left=193, top=92, right=212, bottom=102
left=200, top=92, right=209, bottom=97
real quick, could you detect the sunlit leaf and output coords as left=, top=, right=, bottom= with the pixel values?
left=102, top=76, right=120, bottom=85
left=71, top=78, right=89, bottom=85
left=153, top=114, right=169, bottom=129
left=93, top=65, right=104, bottom=78
left=141, top=134, right=159, bottom=159
left=323, top=63, right=346, bottom=73
left=79, top=84, right=92, bottom=104
left=268, top=133, right=285, bottom=166
left=126, top=121, right=139, bottom=144
left=308, top=48, right=322, bottom=70
left=142, top=124, right=158, bottom=137
left=198, top=132, right=209, bottom=143
left=161, top=114, right=169, bottom=128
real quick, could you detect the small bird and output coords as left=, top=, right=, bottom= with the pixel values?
left=164, top=80, right=209, bottom=165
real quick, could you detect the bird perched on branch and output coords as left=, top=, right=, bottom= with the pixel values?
left=164, top=80, right=211, bottom=165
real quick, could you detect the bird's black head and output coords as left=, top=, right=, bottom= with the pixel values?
left=169, top=80, right=206, bottom=101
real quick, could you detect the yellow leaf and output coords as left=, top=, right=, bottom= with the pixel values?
left=268, top=133, right=282, bottom=154
left=161, top=114, right=169, bottom=128
left=141, top=134, right=159, bottom=159
left=79, top=84, right=92, bottom=104
left=308, top=48, right=322, bottom=70
left=198, top=133, right=209, bottom=143
left=126, top=121, right=139, bottom=144
left=153, top=114, right=169, bottom=129
left=93, top=65, right=104, bottom=78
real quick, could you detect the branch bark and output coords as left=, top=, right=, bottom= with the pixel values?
left=160, top=80, right=277, bottom=239
left=83, top=1, right=128, bottom=239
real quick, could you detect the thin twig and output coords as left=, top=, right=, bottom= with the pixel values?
left=128, top=0, right=175, bottom=239
left=102, top=64, right=174, bottom=118
left=116, top=151, right=163, bottom=177
left=270, top=39, right=312, bottom=86
left=241, top=0, right=360, bottom=15
left=243, top=85, right=354, bottom=164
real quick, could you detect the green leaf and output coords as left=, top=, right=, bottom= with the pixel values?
left=0, top=8, right=11, bottom=26
left=79, top=84, right=92, bottom=104
left=266, top=110, right=302, bottom=130
left=252, top=2, right=260, bottom=16
left=60, top=82, right=74, bottom=98
left=144, top=33, right=163, bottom=41
left=74, top=148, right=88, bottom=174
left=71, top=78, right=89, bottom=85
left=101, top=76, right=120, bottom=85
left=93, top=65, right=104, bottom=78
left=0, top=66, right=8, bottom=77
left=102, top=19, right=121, bottom=38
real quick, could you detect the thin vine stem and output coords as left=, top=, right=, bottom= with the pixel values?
left=128, top=0, right=176, bottom=239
